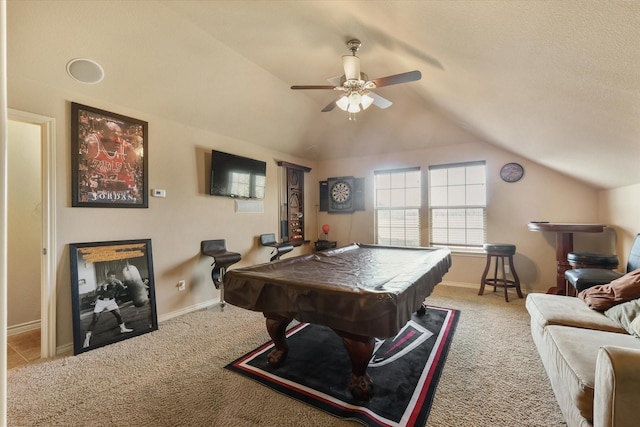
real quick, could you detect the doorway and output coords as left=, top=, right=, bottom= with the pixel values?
left=7, top=110, right=56, bottom=359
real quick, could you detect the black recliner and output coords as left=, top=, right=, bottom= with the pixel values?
left=565, top=233, right=640, bottom=294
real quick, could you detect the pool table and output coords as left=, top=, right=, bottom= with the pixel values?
left=223, top=243, right=452, bottom=401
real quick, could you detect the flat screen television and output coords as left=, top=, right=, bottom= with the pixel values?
left=210, top=150, right=267, bottom=199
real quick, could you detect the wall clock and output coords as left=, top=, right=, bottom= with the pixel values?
left=500, top=162, right=524, bottom=183
left=327, top=177, right=354, bottom=213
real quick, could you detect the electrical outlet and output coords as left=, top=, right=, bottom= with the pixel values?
left=177, top=280, right=186, bottom=291
left=504, top=265, right=511, bottom=275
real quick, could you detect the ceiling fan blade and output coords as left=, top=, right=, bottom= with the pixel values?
left=327, top=74, right=343, bottom=86
left=342, top=55, right=361, bottom=81
left=371, top=70, right=422, bottom=88
left=321, top=98, right=341, bottom=112
left=368, top=92, right=393, bottom=109
left=291, top=85, right=337, bottom=90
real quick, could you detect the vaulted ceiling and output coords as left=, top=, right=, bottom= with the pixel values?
left=8, top=1, right=640, bottom=189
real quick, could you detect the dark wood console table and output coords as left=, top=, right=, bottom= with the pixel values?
left=527, top=222, right=606, bottom=295
left=314, top=240, right=337, bottom=252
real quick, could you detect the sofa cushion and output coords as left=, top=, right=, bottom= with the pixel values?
left=526, top=293, right=626, bottom=333
left=578, top=268, right=640, bottom=311
left=544, top=325, right=640, bottom=421
left=605, top=298, right=640, bottom=337
left=631, top=316, right=640, bottom=336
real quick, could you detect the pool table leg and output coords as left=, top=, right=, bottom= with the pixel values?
left=264, top=315, right=375, bottom=401
left=264, top=315, right=293, bottom=368
left=417, top=302, right=427, bottom=316
left=335, top=330, right=374, bottom=402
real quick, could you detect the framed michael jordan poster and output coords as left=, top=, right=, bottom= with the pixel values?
left=71, top=102, right=148, bottom=207
left=70, top=239, right=158, bottom=355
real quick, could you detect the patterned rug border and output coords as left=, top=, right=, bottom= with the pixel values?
left=225, top=306, right=460, bottom=427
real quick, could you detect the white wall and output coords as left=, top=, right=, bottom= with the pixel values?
left=8, top=73, right=611, bottom=351
left=315, top=141, right=602, bottom=293
left=7, top=120, right=41, bottom=327
left=599, top=183, right=640, bottom=265
left=8, top=77, right=319, bottom=349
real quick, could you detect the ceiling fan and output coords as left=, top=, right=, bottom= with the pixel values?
left=291, top=39, right=422, bottom=119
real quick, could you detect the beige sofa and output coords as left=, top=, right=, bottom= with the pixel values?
left=526, top=293, right=640, bottom=427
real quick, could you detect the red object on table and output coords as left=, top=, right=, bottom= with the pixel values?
left=321, top=224, right=330, bottom=234
left=223, top=243, right=452, bottom=401
left=527, top=222, right=606, bottom=295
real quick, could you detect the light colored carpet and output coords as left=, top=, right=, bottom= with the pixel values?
left=7, top=285, right=566, bottom=426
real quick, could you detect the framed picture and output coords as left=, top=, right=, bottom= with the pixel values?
left=70, top=239, right=158, bottom=355
left=71, top=102, right=148, bottom=208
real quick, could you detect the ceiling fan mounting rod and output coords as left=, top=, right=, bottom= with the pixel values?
left=346, top=39, right=361, bottom=55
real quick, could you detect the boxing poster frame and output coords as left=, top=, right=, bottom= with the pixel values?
left=71, top=102, right=149, bottom=208
left=70, top=239, right=158, bottom=355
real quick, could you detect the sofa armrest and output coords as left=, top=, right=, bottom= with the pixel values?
left=594, top=345, right=640, bottom=427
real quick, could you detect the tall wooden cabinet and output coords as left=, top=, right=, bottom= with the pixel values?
left=277, top=161, right=311, bottom=245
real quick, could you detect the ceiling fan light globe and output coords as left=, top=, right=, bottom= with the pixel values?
left=336, top=96, right=349, bottom=111
left=347, top=92, right=362, bottom=113
left=361, top=94, right=374, bottom=110
left=347, top=103, right=361, bottom=113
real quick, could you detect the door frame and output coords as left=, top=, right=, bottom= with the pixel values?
left=8, top=109, right=56, bottom=358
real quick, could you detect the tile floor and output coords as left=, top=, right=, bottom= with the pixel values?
left=7, top=329, right=41, bottom=370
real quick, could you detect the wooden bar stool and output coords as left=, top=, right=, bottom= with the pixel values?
left=479, top=243, right=523, bottom=302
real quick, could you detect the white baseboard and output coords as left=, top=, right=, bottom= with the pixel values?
left=56, top=342, right=73, bottom=355
left=439, top=280, right=478, bottom=290
left=440, top=279, right=532, bottom=296
left=7, top=319, right=40, bottom=336
left=47, top=281, right=535, bottom=357
left=157, top=298, right=222, bottom=322
left=55, top=298, right=223, bottom=356
left=53, top=280, right=530, bottom=357
left=25, top=279, right=537, bottom=356
left=55, top=286, right=487, bottom=356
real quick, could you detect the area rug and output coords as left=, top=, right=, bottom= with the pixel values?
left=225, top=305, right=459, bottom=427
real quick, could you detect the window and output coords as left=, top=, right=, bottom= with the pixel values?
left=428, top=161, right=486, bottom=248
left=230, top=171, right=251, bottom=198
left=374, top=167, right=421, bottom=246
left=229, top=171, right=265, bottom=199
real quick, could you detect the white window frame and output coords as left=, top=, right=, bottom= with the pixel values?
left=428, top=161, right=486, bottom=249
left=374, top=167, right=421, bottom=247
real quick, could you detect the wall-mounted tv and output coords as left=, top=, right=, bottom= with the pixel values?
left=210, top=150, right=267, bottom=199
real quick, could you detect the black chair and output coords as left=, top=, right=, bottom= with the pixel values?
left=201, top=240, right=242, bottom=307
left=259, top=233, right=293, bottom=262
left=567, top=252, right=619, bottom=270
left=565, top=233, right=640, bottom=294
